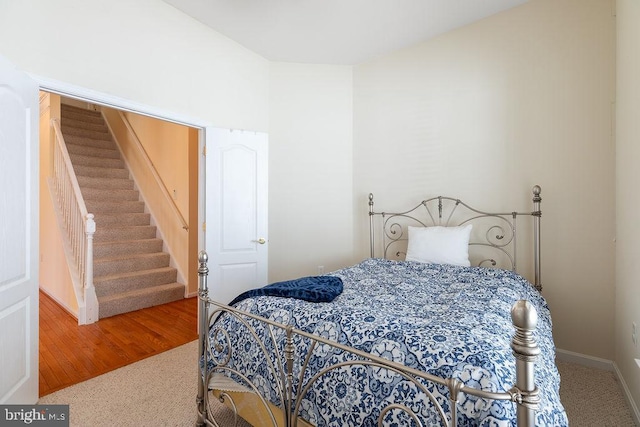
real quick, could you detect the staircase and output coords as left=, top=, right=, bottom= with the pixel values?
left=60, top=103, right=185, bottom=319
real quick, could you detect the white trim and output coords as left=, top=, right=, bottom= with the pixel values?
left=555, top=348, right=614, bottom=371
left=30, top=74, right=211, bottom=129
left=613, top=362, right=640, bottom=426
left=39, top=286, right=79, bottom=321
left=556, top=348, right=640, bottom=425
left=33, top=74, right=210, bottom=298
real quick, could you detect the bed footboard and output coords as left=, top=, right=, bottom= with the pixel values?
left=195, top=251, right=541, bottom=427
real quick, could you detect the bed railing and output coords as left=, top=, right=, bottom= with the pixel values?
left=196, top=251, right=541, bottom=427
left=368, top=185, right=543, bottom=292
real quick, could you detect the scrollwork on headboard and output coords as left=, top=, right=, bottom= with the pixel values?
left=368, top=186, right=542, bottom=292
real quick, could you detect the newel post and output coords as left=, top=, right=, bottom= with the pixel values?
left=84, top=213, right=99, bottom=324
left=511, top=300, right=541, bottom=427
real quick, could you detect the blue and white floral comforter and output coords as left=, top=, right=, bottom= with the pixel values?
left=207, top=258, right=568, bottom=426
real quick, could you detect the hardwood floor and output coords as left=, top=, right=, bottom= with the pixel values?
left=39, top=290, right=198, bottom=397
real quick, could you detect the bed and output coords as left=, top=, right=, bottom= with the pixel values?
left=196, top=185, right=568, bottom=427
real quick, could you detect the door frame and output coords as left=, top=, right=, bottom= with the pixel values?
left=34, top=74, right=211, bottom=297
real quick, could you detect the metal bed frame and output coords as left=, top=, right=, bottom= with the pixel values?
left=369, top=185, right=542, bottom=292
left=196, top=185, right=544, bottom=427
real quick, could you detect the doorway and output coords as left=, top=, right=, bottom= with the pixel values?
left=39, top=93, right=201, bottom=316
left=37, top=86, right=203, bottom=397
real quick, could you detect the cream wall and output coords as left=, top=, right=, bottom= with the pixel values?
left=1, top=0, right=625, bottom=374
left=353, top=0, right=616, bottom=358
left=0, top=0, right=269, bottom=303
left=268, top=63, right=354, bottom=281
left=0, top=0, right=269, bottom=132
left=0, top=1, right=356, bottom=298
left=615, top=0, right=640, bottom=414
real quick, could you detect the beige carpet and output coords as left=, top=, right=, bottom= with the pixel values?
left=557, top=359, right=637, bottom=426
left=39, top=341, right=637, bottom=426
left=39, top=341, right=202, bottom=426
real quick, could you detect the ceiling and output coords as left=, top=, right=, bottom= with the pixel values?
left=162, top=0, right=528, bottom=65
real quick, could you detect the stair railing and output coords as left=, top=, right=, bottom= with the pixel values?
left=51, top=118, right=99, bottom=324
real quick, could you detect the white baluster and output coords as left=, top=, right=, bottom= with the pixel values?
left=50, top=118, right=99, bottom=324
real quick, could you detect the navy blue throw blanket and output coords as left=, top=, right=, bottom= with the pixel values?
left=229, top=275, right=343, bottom=306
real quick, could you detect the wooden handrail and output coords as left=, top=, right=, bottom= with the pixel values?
left=117, top=111, right=189, bottom=231
left=52, top=119, right=88, bottom=218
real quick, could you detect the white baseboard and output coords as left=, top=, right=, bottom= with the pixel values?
left=555, top=348, right=614, bottom=371
left=39, top=286, right=79, bottom=320
left=612, top=362, right=640, bottom=426
left=556, top=348, right=640, bottom=425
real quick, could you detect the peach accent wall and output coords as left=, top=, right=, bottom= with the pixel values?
left=188, top=127, right=200, bottom=296
left=123, top=112, right=190, bottom=220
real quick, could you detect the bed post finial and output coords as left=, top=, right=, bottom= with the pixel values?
left=532, top=185, right=542, bottom=292
left=511, top=300, right=541, bottom=427
left=532, top=185, right=541, bottom=199
left=369, top=193, right=375, bottom=258
left=198, top=250, right=209, bottom=271
left=196, top=250, right=210, bottom=426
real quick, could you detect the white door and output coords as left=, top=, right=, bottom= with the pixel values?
left=205, top=128, right=268, bottom=304
left=0, top=55, right=39, bottom=403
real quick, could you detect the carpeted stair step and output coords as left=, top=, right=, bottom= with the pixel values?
left=61, top=105, right=104, bottom=121
left=64, top=134, right=118, bottom=151
left=94, top=252, right=170, bottom=277
left=94, top=239, right=164, bottom=259
left=92, top=212, right=151, bottom=226
left=72, top=165, right=129, bottom=180
left=62, top=117, right=109, bottom=133
left=61, top=114, right=105, bottom=128
left=94, top=225, right=157, bottom=242
left=65, top=142, right=121, bottom=159
left=61, top=107, right=104, bottom=119
left=97, top=282, right=185, bottom=319
left=94, top=267, right=178, bottom=297
left=82, top=187, right=139, bottom=201
left=61, top=126, right=112, bottom=141
left=70, top=153, right=125, bottom=169
left=85, top=199, right=145, bottom=213
left=77, top=176, right=133, bottom=190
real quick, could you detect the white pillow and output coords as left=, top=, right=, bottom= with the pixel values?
left=405, top=224, right=473, bottom=267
